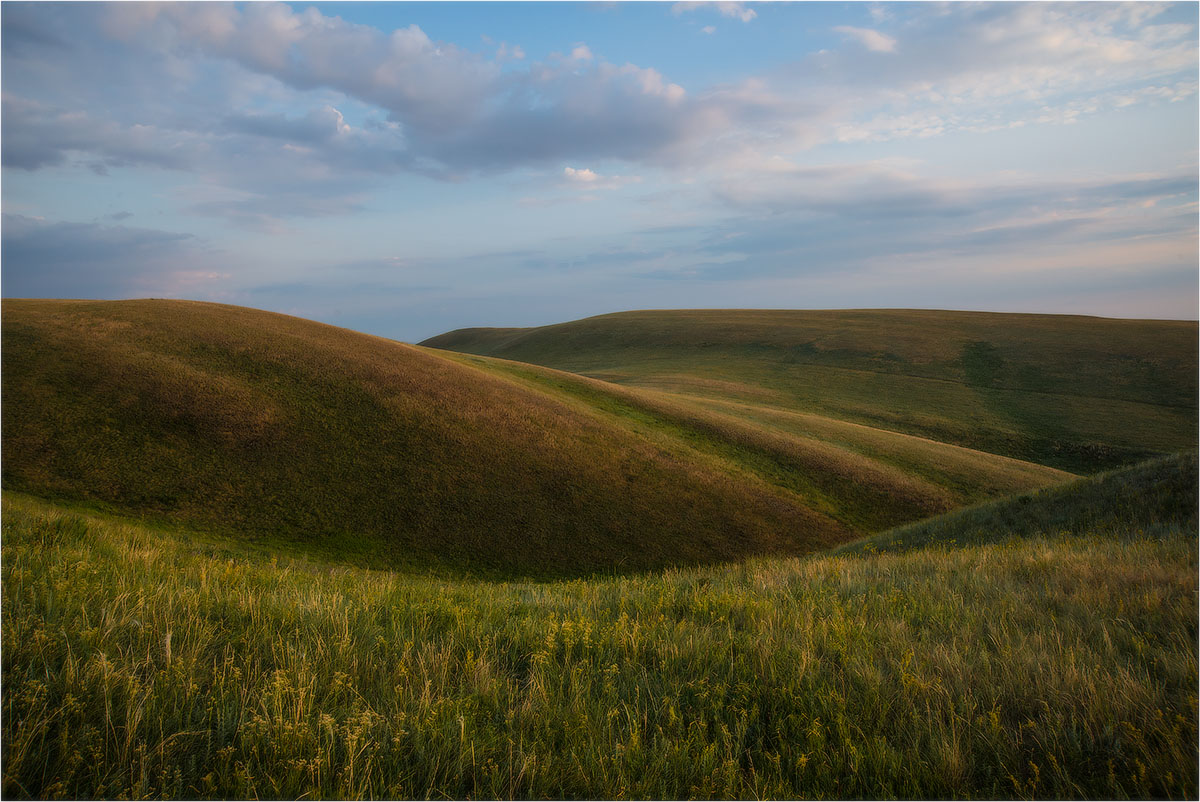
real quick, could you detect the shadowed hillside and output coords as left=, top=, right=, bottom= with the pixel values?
left=430, top=348, right=1072, bottom=532
left=424, top=309, right=1198, bottom=473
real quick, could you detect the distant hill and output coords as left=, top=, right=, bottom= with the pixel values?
left=3, top=300, right=1070, bottom=577
left=424, top=309, right=1198, bottom=473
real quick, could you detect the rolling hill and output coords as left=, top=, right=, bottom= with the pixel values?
left=4, top=299, right=1196, bottom=799
left=423, top=309, right=1198, bottom=474
left=837, top=450, right=1198, bottom=555
left=3, top=299, right=1072, bottom=577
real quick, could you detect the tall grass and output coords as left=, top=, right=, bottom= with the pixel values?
left=4, top=491, right=1195, bottom=799
left=839, top=451, right=1199, bottom=555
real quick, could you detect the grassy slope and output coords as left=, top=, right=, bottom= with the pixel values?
left=423, top=309, right=1198, bottom=473
left=3, top=299, right=854, bottom=578
left=2, top=300, right=1071, bottom=576
left=3, top=451, right=1195, bottom=799
left=838, top=451, right=1198, bottom=554
left=431, top=349, right=1070, bottom=531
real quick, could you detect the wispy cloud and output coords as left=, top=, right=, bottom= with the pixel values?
left=563, top=166, right=642, bottom=190
left=833, top=26, right=897, bottom=53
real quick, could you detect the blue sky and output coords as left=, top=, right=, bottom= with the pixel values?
left=3, top=1, right=1197, bottom=341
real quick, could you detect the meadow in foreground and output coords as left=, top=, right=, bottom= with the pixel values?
left=4, top=456, right=1195, bottom=799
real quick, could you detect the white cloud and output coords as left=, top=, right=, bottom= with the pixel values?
left=564, top=166, right=599, bottom=183
left=563, top=166, right=642, bottom=190
left=496, top=42, right=526, bottom=60
left=833, top=26, right=897, bottom=53
left=702, top=25, right=716, bottom=35
left=6, top=1, right=1196, bottom=215
left=94, top=3, right=701, bottom=174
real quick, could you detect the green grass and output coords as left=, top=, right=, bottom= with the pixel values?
left=432, top=348, right=1071, bottom=532
left=838, top=451, right=1199, bottom=555
left=6, top=300, right=1196, bottom=797
left=3, top=453, right=1196, bottom=799
left=423, top=309, right=1198, bottom=473
left=3, top=299, right=1075, bottom=578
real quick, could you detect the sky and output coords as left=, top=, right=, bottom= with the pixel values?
left=2, top=1, right=1197, bottom=341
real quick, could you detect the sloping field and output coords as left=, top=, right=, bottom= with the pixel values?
left=4, top=300, right=1072, bottom=576
left=431, top=349, right=1070, bottom=531
left=838, top=450, right=1198, bottom=555
left=424, top=309, right=1198, bottom=473
left=3, top=299, right=854, bottom=577
left=3, top=450, right=1195, bottom=798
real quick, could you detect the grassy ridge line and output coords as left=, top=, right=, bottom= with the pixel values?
left=837, top=451, right=1198, bottom=555
left=4, top=491, right=1195, bottom=799
left=615, top=359, right=1192, bottom=472
left=425, top=349, right=891, bottom=529
left=642, top=392, right=1076, bottom=505
left=2, top=299, right=855, bottom=578
left=423, top=309, right=1198, bottom=473
left=431, top=348, right=1071, bottom=532
left=423, top=308, right=1197, bottom=408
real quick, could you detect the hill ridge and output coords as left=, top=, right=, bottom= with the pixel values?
left=423, top=308, right=1198, bottom=473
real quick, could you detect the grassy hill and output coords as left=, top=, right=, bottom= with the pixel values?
left=4, top=300, right=1195, bottom=799
left=1, top=300, right=838, bottom=577
left=2, top=300, right=1071, bottom=577
left=423, top=309, right=1198, bottom=473
left=3, top=450, right=1195, bottom=798
left=431, top=350, right=1071, bottom=531
left=837, top=450, right=1198, bottom=555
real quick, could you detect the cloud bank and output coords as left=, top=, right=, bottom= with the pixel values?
left=1, top=2, right=1195, bottom=336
